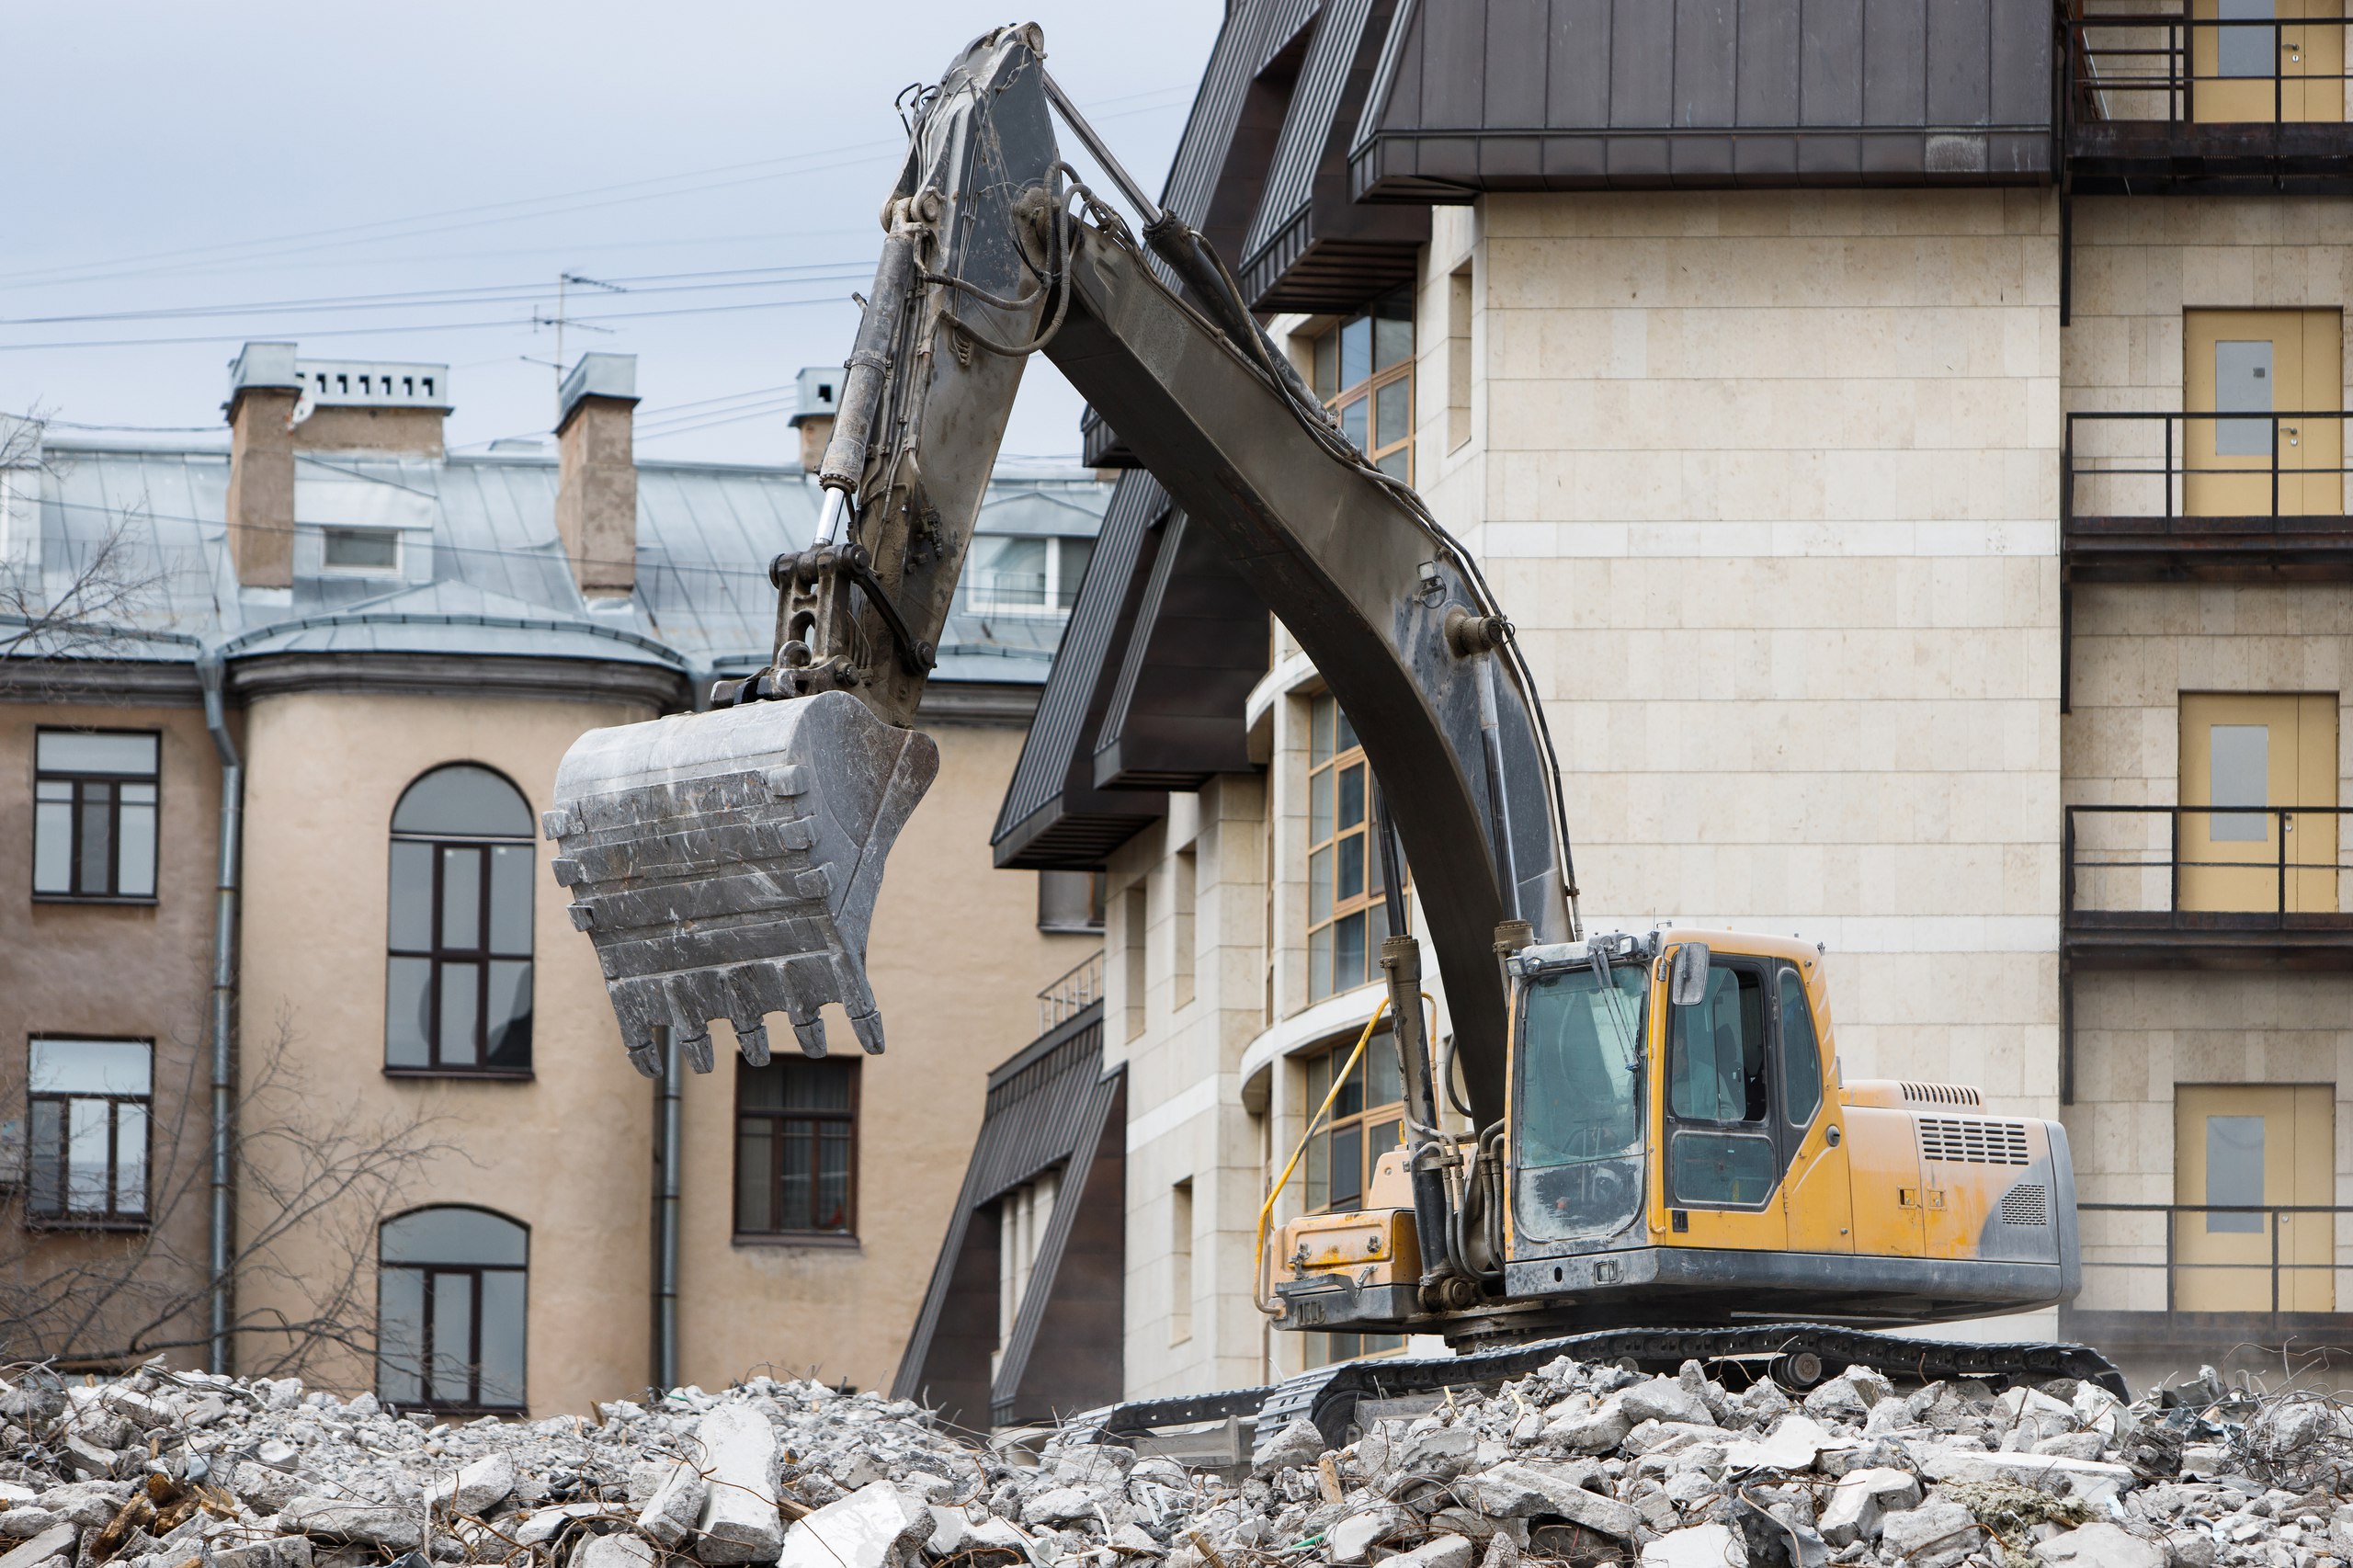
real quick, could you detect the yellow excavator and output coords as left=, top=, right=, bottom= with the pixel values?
left=541, top=24, right=2120, bottom=1438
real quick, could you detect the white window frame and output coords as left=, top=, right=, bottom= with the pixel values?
left=968, top=535, right=1092, bottom=617
left=320, top=526, right=404, bottom=575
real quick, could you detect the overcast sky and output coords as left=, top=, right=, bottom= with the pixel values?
left=0, top=2, right=1222, bottom=465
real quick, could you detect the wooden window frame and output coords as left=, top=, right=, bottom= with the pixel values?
left=385, top=823, right=535, bottom=1079
left=376, top=1207, right=529, bottom=1415
left=26, top=1036, right=152, bottom=1231
left=31, top=728, right=159, bottom=903
left=1306, top=693, right=1393, bottom=1002
left=1310, top=289, right=1415, bottom=482
left=733, top=1056, right=860, bottom=1243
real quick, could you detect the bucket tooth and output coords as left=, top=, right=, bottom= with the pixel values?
left=549, top=690, right=938, bottom=1074
left=627, top=1043, right=662, bottom=1079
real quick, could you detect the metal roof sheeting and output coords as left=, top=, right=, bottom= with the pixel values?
left=21, top=439, right=1109, bottom=683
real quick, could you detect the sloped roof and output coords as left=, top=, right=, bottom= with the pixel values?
left=17, top=437, right=1110, bottom=689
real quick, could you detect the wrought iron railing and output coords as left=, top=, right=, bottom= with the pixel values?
left=2067, top=10, right=2353, bottom=127
left=2064, top=803, right=2353, bottom=926
left=2064, top=411, right=2351, bottom=523
left=2075, top=1201, right=2353, bottom=1316
left=1037, top=949, right=1105, bottom=1032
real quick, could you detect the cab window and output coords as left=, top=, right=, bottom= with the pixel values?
left=1777, top=966, right=1824, bottom=1127
left=1665, top=962, right=1777, bottom=1208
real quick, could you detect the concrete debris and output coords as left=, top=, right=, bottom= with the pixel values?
left=0, top=1353, right=2340, bottom=1568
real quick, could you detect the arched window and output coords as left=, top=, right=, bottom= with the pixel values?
left=385, top=765, right=535, bottom=1074
left=377, top=1205, right=527, bottom=1411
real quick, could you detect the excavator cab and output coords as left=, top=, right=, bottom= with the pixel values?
left=1271, top=929, right=2083, bottom=1346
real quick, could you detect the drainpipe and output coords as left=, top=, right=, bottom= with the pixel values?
left=197, top=652, right=243, bottom=1375
left=654, top=1029, right=681, bottom=1393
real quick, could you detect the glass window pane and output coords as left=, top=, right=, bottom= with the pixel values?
left=1670, top=1131, right=1778, bottom=1206
left=1304, top=1122, right=1329, bottom=1211
left=476, top=1271, right=527, bottom=1408
left=1779, top=970, right=1824, bottom=1127
left=2207, top=1115, right=2267, bottom=1233
left=1312, top=696, right=1334, bottom=765
left=65, top=1099, right=109, bottom=1213
left=388, top=842, right=434, bottom=951
left=779, top=1125, right=813, bottom=1230
left=30, top=1040, right=150, bottom=1096
left=1669, top=966, right=1769, bottom=1124
left=113, top=1102, right=146, bottom=1214
left=441, top=846, right=483, bottom=950
left=118, top=782, right=155, bottom=804
left=815, top=1123, right=852, bottom=1231
left=382, top=1207, right=528, bottom=1267
left=1334, top=911, right=1367, bottom=992
left=1310, top=767, right=1334, bottom=844
left=427, top=1270, right=475, bottom=1403
left=485, top=960, right=532, bottom=1070
left=1337, top=835, right=1365, bottom=903
left=116, top=801, right=155, bottom=897
left=2218, top=0, right=2276, bottom=77
left=1055, top=537, right=1096, bottom=606
left=1313, top=331, right=1337, bottom=400
left=392, top=766, right=532, bottom=837
left=386, top=958, right=433, bottom=1067
left=438, top=962, right=480, bottom=1066
left=1304, top=1050, right=1330, bottom=1108
left=1309, top=925, right=1333, bottom=1002
left=37, top=732, right=156, bottom=776
left=1330, top=1123, right=1363, bottom=1210
left=78, top=784, right=113, bottom=894
left=1376, top=378, right=1410, bottom=449
left=33, top=799, right=72, bottom=893
left=2214, top=340, right=2275, bottom=456
left=739, top=1062, right=785, bottom=1111
left=737, top=1120, right=774, bottom=1232
left=28, top=1101, right=63, bottom=1215
left=1338, top=764, right=1366, bottom=830
left=1340, top=316, right=1371, bottom=391
left=975, top=536, right=1050, bottom=607
left=1366, top=896, right=1391, bottom=957
left=1341, top=396, right=1368, bottom=453
left=323, top=527, right=401, bottom=570
left=1375, top=448, right=1410, bottom=479
left=376, top=1266, right=426, bottom=1404
left=787, top=1059, right=853, bottom=1111
left=1308, top=846, right=1333, bottom=925
left=1335, top=705, right=1358, bottom=755
left=488, top=845, right=533, bottom=956
left=1374, top=304, right=1414, bottom=371
left=1336, top=1055, right=1364, bottom=1120
left=2210, top=724, right=2270, bottom=841
left=1367, top=1037, right=1401, bottom=1109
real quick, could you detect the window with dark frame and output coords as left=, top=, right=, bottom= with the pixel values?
left=384, top=766, right=535, bottom=1076
left=26, top=1039, right=152, bottom=1226
left=376, top=1206, right=527, bottom=1413
left=32, top=731, right=159, bottom=901
left=735, top=1055, right=858, bottom=1238
left=1311, top=288, right=1415, bottom=480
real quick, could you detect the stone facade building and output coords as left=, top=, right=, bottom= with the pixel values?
left=900, top=0, right=2353, bottom=1419
left=0, top=344, right=1109, bottom=1413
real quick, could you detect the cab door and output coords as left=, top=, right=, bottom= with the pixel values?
left=1660, top=957, right=1787, bottom=1251
left=1775, top=961, right=1853, bottom=1253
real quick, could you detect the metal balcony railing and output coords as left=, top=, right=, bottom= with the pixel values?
left=2066, top=9, right=2353, bottom=127
left=2075, top=1201, right=2353, bottom=1317
left=1037, top=949, right=1105, bottom=1033
left=2064, top=803, right=2353, bottom=928
left=2064, top=411, right=2351, bottom=525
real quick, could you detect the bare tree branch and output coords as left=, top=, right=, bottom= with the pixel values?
left=0, top=412, right=174, bottom=686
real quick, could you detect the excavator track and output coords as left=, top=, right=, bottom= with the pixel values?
left=1085, top=1324, right=2126, bottom=1452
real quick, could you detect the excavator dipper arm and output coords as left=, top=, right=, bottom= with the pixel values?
left=547, top=26, right=1571, bottom=1130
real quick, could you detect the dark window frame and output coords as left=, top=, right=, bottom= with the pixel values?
left=25, top=1035, right=153, bottom=1231
left=31, top=728, right=160, bottom=904
left=384, top=767, right=535, bottom=1080
left=733, top=1056, right=860, bottom=1242
left=375, top=1204, right=529, bottom=1415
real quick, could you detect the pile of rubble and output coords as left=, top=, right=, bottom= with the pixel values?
left=0, top=1355, right=2345, bottom=1568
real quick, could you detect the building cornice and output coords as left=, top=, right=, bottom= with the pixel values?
left=0, top=659, right=208, bottom=707
left=918, top=680, right=1041, bottom=727
left=227, top=651, right=688, bottom=709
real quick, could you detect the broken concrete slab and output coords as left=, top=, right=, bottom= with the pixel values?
left=693, top=1403, right=787, bottom=1564
left=778, top=1479, right=936, bottom=1568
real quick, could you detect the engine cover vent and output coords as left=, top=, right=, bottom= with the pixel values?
left=1903, top=1081, right=1984, bottom=1108
left=1998, top=1183, right=2050, bottom=1227
left=1918, top=1116, right=2032, bottom=1165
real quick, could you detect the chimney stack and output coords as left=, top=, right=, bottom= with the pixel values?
left=224, top=343, right=302, bottom=588
left=555, top=354, right=639, bottom=598
left=790, top=366, right=840, bottom=472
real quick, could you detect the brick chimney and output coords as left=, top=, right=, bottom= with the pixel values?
left=224, top=343, right=301, bottom=588
left=790, top=366, right=840, bottom=472
left=555, top=354, right=639, bottom=598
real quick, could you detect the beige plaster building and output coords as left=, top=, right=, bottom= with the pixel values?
left=899, top=0, right=2353, bottom=1417
left=0, top=345, right=1108, bottom=1413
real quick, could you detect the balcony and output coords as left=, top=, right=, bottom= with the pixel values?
left=2063, top=8, right=2353, bottom=194
left=2063, top=803, right=2353, bottom=969
left=1037, top=949, right=1106, bottom=1033
left=2064, top=411, right=2353, bottom=581
left=2063, top=1201, right=2353, bottom=1373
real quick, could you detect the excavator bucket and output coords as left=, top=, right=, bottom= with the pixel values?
left=543, top=690, right=938, bottom=1077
